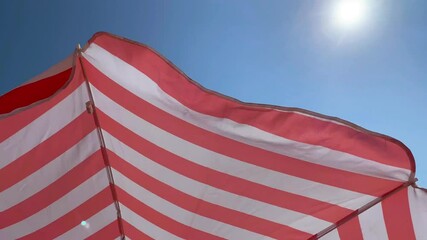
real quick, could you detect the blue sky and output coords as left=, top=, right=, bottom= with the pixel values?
left=1, top=0, right=426, bottom=187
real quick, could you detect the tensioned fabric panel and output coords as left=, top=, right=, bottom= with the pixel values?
left=1, top=32, right=425, bottom=240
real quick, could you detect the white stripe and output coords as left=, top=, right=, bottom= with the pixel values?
left=113, top=169, right=271, bottom=240
left=359, top=203, right=388, bottom=239
left=359, top=202, right=389, bottom=239
left=319, top=229, right=340, bottom=240
left=104, top=131, right=331, bottom=234
left=408, top=186, right=427, bottom=240
left=93, top=87, right=374, bottom=210
left=0, top=83, right=88, bottom=169
left=22, top=54, right=73, bottom=87
left=120, top=205, right=182, bottom=240
left=83, top=43, right=411, bottom=182
left=56, top=204, right=117, bottom=240
left=0, top=130, right=99, bottom=211
left=0, top=170, right=109, bottom=239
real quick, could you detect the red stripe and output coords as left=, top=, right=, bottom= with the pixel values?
left=18, top=187, right=113, bottom=240
left=337, top=216, right=364, bottom=240
left=0, top=112, right=96, bottom=193
left=0, top=68, right=72, bottom=114
left=122, top=220, right=153, bottom=240
left=98, top=110, right=352, bottom=223
left=85, top=221, right=121, bottom=240
left=90, top=33, right=413, bottom=171
left=382, top=188, right=416, bottom=240
left=110, top=151, right=312, bottom=239
left=0, top=63, right=84, bottom=143
left=0, top=150, right=104, bottom=228
left=116, top=187, right=224, bottom=240
left=85, top=62, right=401, bottom=197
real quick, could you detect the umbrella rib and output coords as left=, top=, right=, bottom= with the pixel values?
left=312, top=179, right=417, bottom=239
left=77, top=44, right=126, bottom=240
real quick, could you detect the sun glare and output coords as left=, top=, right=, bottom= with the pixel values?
left=333, top=0, right=368, bottom=30
left=81, top=220, right=90, bottom=229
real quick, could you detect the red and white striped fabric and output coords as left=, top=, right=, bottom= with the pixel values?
left=1, top=32, right=426, bottom=239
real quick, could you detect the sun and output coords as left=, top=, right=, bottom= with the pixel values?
left=332, top=0, right=368, bottom=30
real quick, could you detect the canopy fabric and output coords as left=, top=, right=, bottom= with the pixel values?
left=320, top=185, right=427, bottom=239
left=0, top=32, right=425, bottom=239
